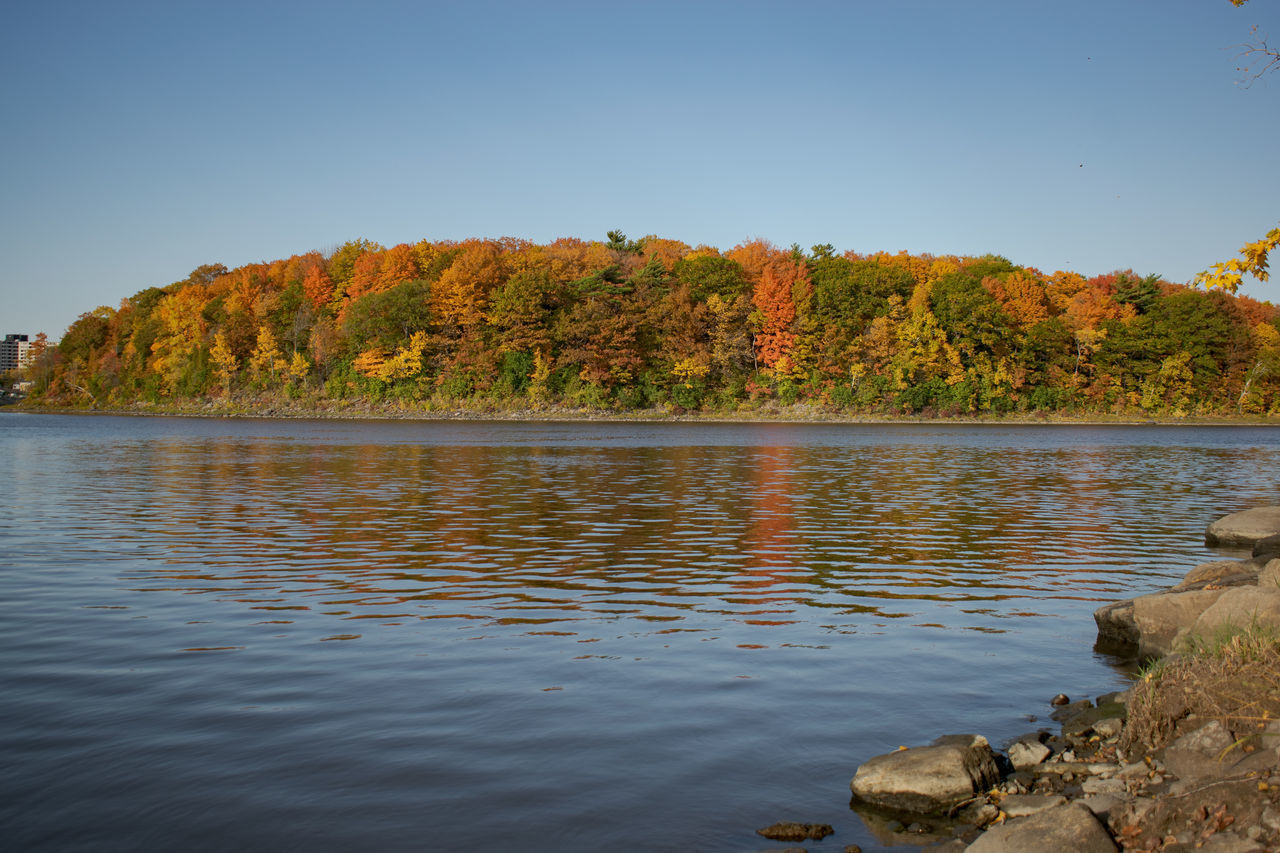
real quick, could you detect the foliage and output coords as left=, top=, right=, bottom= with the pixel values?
left=26, top=234, right=1280, bottom=418
left=1197, top=226, right=1280, bottom=294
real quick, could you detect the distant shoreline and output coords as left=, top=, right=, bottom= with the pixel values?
left=10, top=400, right=1279, bottom=427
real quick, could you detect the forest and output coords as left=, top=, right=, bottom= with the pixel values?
left=22, top=233, right=1280, bottom=417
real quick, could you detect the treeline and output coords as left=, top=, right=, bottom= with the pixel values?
left=29, top=233, right=1280, bottom=416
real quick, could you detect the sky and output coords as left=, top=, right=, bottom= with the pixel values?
left=2, top=0, right=1278, bottom=340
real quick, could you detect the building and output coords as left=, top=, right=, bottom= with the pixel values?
left=0, top=334, right=32, bottom=373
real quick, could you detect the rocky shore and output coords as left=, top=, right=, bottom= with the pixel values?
left=15, top=398, right=1280, bottom=427
left=779, top=507, right=1280, bottom=853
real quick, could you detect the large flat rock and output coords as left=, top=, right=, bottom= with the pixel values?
left=851, top=734, right=1000, bottom=814
left=1206, top=507, right=1280, bottom=548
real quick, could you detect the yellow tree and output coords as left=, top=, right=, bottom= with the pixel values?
left=354, top=332, right=429, bottom=383
left=287, top=351, right=310, bottom=388
left=149, top=285, right=208, bottom=394
left=248, top=325, right=285, bottom=388
left=209, top=331, right=238, bottom=397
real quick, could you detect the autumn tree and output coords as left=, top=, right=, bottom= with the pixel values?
left=209, top=331, right=237, bottom=397
left=343, top=243, right=421, bottom=307
left=150, top=285, right=209, bottom=395
left=303, top=264, right=335, bottom=311
left=248, top=325, right=285, bottom=388
left=752, top=257, right=811, bottom=379
left=326, top=239, right=383, bottom=293
left=343, top=279, right=433, bottom=353
left=431, top=240, right=508, bottom=329
left=982, top=270, right=1052, bottom=327
left=486, top=267, right=558, bottom=356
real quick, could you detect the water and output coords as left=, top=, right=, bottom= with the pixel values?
left=1, top=414, right=1277, bottom=851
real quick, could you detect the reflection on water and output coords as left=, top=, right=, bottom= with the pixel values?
left=64, top=437, right=1254, bottom=632
left=2, top=415, right=1277, bottom=853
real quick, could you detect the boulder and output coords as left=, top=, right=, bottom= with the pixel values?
left=1171, top=559, right=1262, bottom=591
left=1187, top=585, right=1280, bottom=644
left=1255, top=534, right=1280, bottom=562
left=1131, top=588, right=1229, bottom=657
left=1259, top=558, right=1280, bottom=589
left=851, top=734, right=1001, bottom=814
left=1206, top=506, right=1280, bottom=548
left=963, top=802, right=1117, bottom=852
left=1093, top=599, right=1138, bottom=649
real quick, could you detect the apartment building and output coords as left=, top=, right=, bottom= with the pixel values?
left=0, top=334, right=32, bottom=372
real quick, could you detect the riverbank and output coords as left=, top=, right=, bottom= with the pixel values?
left=835, top=511, right=1280, bottom=852
left=11, top=397, right=1280, bottom=426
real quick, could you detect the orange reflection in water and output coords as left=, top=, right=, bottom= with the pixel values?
left=116, top=433, right=1202, bottom=641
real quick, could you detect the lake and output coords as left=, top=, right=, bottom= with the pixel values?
left=2, top=413, right=1277, bottom=851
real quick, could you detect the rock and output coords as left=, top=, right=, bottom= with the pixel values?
left=1059, top=703, right=1127, bottom=737
left=1172, top=559, right=1263, bottom=591
left=959, top=802, right=1001, bottom=827
left=1258, top=558, right=1280, bottom=589
left=851, top=734, right=1001, bottom=814
left=1116, top=761, right=1150, bottom=780
left=1206, top=506, right=1280, bottom=548
left=999, top=794, right=1066, bottom=817
left=1094, top=599, right=1138, bottom=650
left=963, top=802, right=1117, bottom=852
left=756, top=822, right=833, bottom=841
left=1187, top=585, right=1280, bottom=644
left=1197, top=831, right=1263, bottom=852
left=1095, top=690, right=1129, bottom=707
left=1078, top=793, right=1129, bottom=821
left=1079, top=777, right=1126, bottom=794
left=1130, top=588, right=1229, bottom=657
left=1050, top=699, right=1093, bottom=722
left=1162, top=719, right=1235, bottom=781
left=1050, top=693, right=1070, bottom=706
left=1093, top=717, right=1124, bottom=738
left=1007, top=740, right=1050, bottom=770
left=1255, top=534, right=1280, bottom=561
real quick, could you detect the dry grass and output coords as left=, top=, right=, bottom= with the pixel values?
left=1122, top=628, right=1280, bottom=754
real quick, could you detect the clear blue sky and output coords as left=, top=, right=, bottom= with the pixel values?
left=2, top=0, right=1277, bottom=340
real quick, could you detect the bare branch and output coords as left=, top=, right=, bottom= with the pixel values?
left=1234, top=25, right=1279, bottom=87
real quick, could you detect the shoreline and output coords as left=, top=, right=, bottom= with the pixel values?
left=8, top=399, right=1280, bottom=428
left=837, top=512, right=1280, bottom=852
